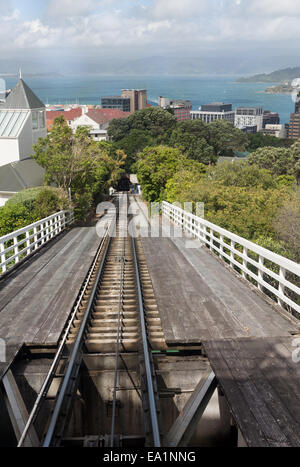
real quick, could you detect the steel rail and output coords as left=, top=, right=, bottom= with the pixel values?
left=17, top=224, right=110, bottom=448
left=42, top=215, right=117, bottom=447
left=131, top=232, right=161, bottom=447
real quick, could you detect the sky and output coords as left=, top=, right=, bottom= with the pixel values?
left=1, top=0, right=300, bottom=74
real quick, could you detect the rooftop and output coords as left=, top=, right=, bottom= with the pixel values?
left=102, top=96, right=130, bottom=100
left=46, top=108, right=82, bottom=125
left=86, top=108, right=131, bottom=125
left=0, top=159, right=45, bottom=193
left=0, top=79, right=44, bottom=110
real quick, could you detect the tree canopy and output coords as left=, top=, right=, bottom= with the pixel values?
left=247, top=132, right=294, bottom=151
left=206, top=120, right=248, bottom=157
left=108, top=107, right=177, bottom=144
left=136, top=145, right=206, bottom=202
left=248, top=143, right=300, bottom=182
left=169, top=120, right=216, bottom=164
left=33, top=116, right=126, bottom=218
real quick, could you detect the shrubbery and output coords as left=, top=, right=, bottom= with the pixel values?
left=0, top=187, right=72, bottom=237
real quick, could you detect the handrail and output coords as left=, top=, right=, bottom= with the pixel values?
left=162, top=201, right=300, bottom=316
left=0, top=210, right=74, bottom=275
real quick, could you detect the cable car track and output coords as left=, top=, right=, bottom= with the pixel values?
left=18, top=193, right=165, bottom=448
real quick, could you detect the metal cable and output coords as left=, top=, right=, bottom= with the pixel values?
left=110, top=194, right=126, bottom=447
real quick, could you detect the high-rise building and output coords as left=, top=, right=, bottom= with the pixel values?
left=101, top=96, right=131, bottom=112
left=263, top=110, right=280, bottom=128
left=288, top=93, right=300, bottom=139
left=235, top=107, right=263, bottom=132
left=191, top=102, right=235, bottom=124
left=121, top=89, right=147, bottom=113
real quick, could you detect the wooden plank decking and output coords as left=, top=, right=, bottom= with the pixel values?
left=141, top=234, right=299, bottom=344
left=0, top=224, right=101, bottom=379
left=203, top=337, right=300, bottom=447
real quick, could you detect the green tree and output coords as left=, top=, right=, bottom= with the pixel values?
left=115, top=129, right=155, bottom=171
left=107, top=117, right=131, bottom=142
left=248, top=146, right=294, bottom=177
left=206, top=161, right=276, bottom=189
left=165, top=163, right=207, bottom=203
left=136, top=146, right=187, bottom=202
left=33, top=117, right=126, bottom=218
left=207, top=120, right=248, bottom=158
left=274, top=189, right=300, bottom=261
left=108, top=107, right=177, bottom=144
left=169, top=120, right=216, bottom=164
left=247, top=133, right=294, bottom=151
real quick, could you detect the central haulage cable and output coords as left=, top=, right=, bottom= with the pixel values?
left=110, top=213, right=126, bottom=447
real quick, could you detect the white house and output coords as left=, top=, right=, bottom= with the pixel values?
left=70, top=112, right=108, bottom=141
left=70, top=109, right=131, bottom=141
left=0, top=78, right=47, bottom=167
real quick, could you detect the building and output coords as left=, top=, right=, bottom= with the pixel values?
left=235, top=107, right=263, bottom=132
left=191, top=102, right=235, bottom=124
left=70, top=108, right=130, bottom=141
left=241, top=125, right=257, bottom=134
left=101, top=96, right=131, bottom=112
left=0, top=159, right=45, bottom=206
left=0, top=78, right=47, bottom=168
left=121, top=89, right=147, bottom=113
left=218, top=151, right=250, bottom=165
left=263, top=110, right=280, bottom=128
left=46, top=107, right=83, bottom=130
left=260, top=124, right=287, bottom=138
left=288, top=93, right=300, bottom=139
left=158, top=97, right=192, bottom=121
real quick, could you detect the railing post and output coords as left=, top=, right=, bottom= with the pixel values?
left=33, top=227, right=38, bottom=250
left=278, top=267, right=286, bottom=308
left=14, top=236, right=19, bottom=264
left=242, top=247, right=248, bottom=279
left=230, top=241, right=235, bottom=267
left=0, top=242, right=6, bottom=274
left=26, top=230, right=31, bottom=256
left=258, top=255, right=264, bottom=292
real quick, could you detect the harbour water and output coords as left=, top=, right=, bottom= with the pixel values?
left=4, top=74, right=295, bottom=124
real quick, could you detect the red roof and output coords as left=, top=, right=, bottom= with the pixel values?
left=46, top=108, right=82, bottom=129
left=86, top=109, right=131, bottom=125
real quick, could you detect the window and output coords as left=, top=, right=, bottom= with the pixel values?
left=39, top=111, right=45, bottom=129
left=32, top=111, right=38, bottom=130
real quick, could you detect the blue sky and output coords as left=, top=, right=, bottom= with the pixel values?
left=12, top=0, right=46, bottom=20
left=1, top=1, right=300, bottom=73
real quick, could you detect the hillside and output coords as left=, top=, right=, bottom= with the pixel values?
left=237, top=67, right=300, bottom=83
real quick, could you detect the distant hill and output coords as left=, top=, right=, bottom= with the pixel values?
left=237, top=67, right=300, bottom=83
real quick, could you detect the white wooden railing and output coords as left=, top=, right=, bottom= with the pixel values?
left=0, top=211, right=74, bottom=276
left=162, top=201, right=300, bottom=316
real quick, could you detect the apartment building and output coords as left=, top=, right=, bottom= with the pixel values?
left=191, top=102, right=235, bottom=124
left=235, top=107, right=263, bottom=131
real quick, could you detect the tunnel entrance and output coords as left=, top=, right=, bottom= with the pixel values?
left=117, top=175, right=131, bottom=192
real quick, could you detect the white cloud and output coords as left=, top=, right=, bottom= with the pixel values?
left=47, top=0, right=96, bottom=17
left=152, top=0, right=206, bottom=19
left=246, top=0, right=300, bottom=16
left=0, top=0, right=300, bottom=55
